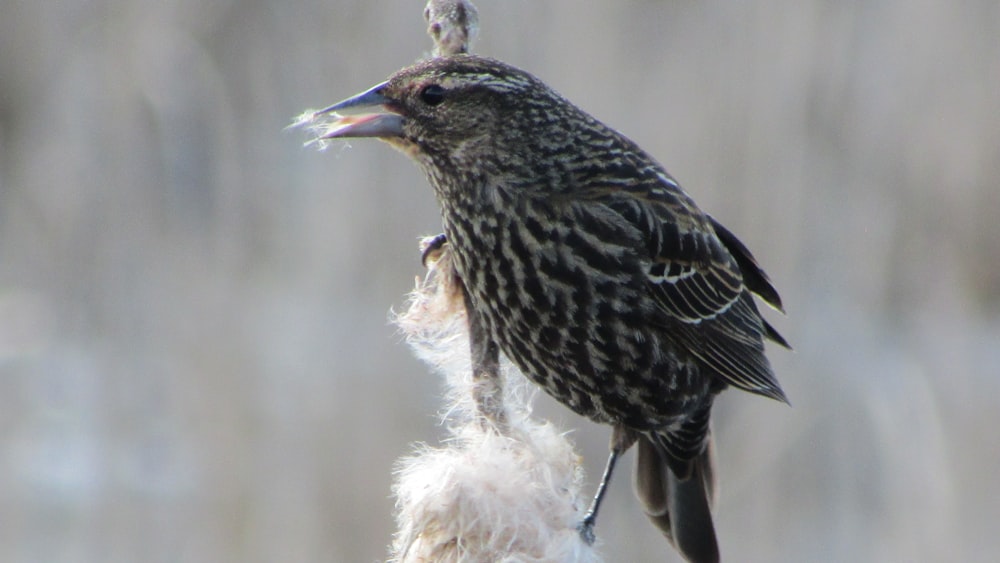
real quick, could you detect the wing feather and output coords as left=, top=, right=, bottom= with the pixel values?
left=582, top=172, right=788, bottom=402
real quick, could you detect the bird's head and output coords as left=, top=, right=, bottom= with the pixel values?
left=310, top=55, right=604, bottom=190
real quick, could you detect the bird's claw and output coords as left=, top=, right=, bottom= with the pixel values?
left=420, top=233, right=449, bottom=267
left=577, top=515, right=596, bottom=545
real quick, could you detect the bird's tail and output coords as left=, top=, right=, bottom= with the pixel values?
left=634, top=430, right=719, bottom=563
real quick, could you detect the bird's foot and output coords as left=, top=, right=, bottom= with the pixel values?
left=576, top=513, right=596, bottom=545
left=420, top=233, right=448, bottom=267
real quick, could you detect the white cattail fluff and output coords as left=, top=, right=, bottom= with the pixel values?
left=390, top=238, right=602, bottom=563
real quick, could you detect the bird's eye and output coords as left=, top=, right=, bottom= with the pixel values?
left=419, top=84, right=446, bottom=106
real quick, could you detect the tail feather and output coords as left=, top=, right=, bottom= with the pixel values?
left=634, top=433, right=719, bottom=563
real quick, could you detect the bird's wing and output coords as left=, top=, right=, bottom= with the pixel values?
left=577, top=174, right=787, bottom=402
left=707, top=215, right=790, bottom=349
left=707, top=215, right=784, bottom=313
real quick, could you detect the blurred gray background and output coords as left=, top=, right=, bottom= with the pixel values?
left=2, top=1, right=998, bottom=561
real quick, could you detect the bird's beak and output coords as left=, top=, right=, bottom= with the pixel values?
left=313, top=81, right=404, bottom=139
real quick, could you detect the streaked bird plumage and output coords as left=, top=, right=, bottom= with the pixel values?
left=312, top=55, right=788, bottom=562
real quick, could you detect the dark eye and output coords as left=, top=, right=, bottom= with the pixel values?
left=419, top=84, right=446, bottom=106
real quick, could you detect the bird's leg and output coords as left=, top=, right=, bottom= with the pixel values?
left=578, top=425, right=638, bottom=545
left=420, top=233, right=448, bottom=267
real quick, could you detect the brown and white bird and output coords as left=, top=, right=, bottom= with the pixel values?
left=312, top=55, right=789, bottom=563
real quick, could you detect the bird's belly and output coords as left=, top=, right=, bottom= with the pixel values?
left=453, top=234, right=710, bottom=429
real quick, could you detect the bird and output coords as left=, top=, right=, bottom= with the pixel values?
left=311, top=55, right=789, bottom=562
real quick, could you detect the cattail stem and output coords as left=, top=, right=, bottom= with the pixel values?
left=390, top=238, right=600, bottom=562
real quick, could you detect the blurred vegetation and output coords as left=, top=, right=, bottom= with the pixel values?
left=1, top=1, right=998, bottom=561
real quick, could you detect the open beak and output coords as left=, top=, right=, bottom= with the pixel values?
left=313, top=81, right=404, bottom=139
